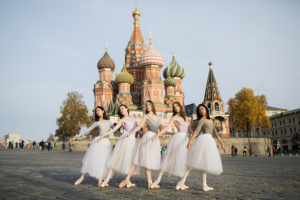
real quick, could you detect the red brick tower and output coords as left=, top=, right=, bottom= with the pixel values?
left=94, top=41, right=117, bottom=109
left=125, top=6, right=148, bottom=106
left=203, top=61, right=229, bottom=137
left=139, top=31, right=165, bottom=113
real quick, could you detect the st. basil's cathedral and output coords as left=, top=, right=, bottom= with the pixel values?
left=91, top=6, right=230, bottom=138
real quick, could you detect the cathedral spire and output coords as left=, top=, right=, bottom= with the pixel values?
left=204, top=61, right=222, bottom=103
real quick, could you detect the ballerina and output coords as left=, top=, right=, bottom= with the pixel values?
left=119, top=100, right=167, bottom=189
left=98, top=104, right=142, bottom=188
left=177, top=104, right=226, bottom=192
left=151, top=102, right=194, bottom=190
left=70, top=106, right=122, bottom=187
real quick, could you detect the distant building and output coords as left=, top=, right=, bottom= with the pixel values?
left=230, top=106, right=300, bottom=153
left=2, top=133, right=20, bottom=147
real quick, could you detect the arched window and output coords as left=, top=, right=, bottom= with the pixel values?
left=137, top=114, right=141, bottom=119
left=282, top=140, right=287, bottom=144
left=215, top=102, right=219, bottom=111
left=134, top=94, right=138, bottom=99
left=132, top=114, right=135, bottom=118
left=207, top=103, right=211, bottom=111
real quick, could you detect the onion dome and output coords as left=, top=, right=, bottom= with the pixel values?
left=139, top=31, right=164, bottom=68
left=164, top=74, right=177, bottom=87
left=132, top=5, right=141, bottom=16
left=115, top=58, right=134, bottom=84
left=163, top=56, right=185, bottom=79
left=97, top=42, right=115, bottom=70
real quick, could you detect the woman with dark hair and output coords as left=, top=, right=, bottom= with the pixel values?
left=151, top=102, right=194, bottom=190
left=177, top=104, right=226, bottom=192
left=98, top=104, right=141, bottom=188
left=70, top=106, right=122, bottom=187
left=119, top=100, right=165, bottom=189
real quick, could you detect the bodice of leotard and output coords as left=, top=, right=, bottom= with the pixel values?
left=146, top=117, right=161, bottom=134
left=194, top=119, right=219, bottom=137
left=176, top=117, right=189, bottom=133
left=123, top=119, right=137, bottom=133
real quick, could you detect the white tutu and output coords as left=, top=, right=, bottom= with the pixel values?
left=107, top=132, right=140, bottom=175
left=81, top=136, right=112, bottom=180
left=187, top=134, right=223, bottom=175
left=160, top=132, right=189, bottom=177
left=133, top=131, right=161, bottom=170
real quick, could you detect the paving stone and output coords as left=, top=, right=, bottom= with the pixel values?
left=0, top=148, right=300, bottom=199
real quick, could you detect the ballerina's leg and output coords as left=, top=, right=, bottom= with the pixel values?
left=101, top=167, right=114, bottom=187
left=176, top=166, right=192, bottom=189
left=151, top=170, right=164, bottom=189
left=202, top=170, right=214, bottom=191
left=75, top=174, right=85, bottom=185
left=119, top=163, right=137, bottom=188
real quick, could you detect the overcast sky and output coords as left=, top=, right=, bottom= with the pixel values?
left=1, top=0, right=299, bottom=141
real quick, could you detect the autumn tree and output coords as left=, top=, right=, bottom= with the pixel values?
left=227, top=88, right=271, bottom=137
left=55, top=91, right=92, bottom=137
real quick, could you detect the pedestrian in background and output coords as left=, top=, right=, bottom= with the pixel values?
left=15, top=142, right=18, bottom=148
left=235, top=147, right=238, bottom=156
left=292, top=129, right=300, bottom=154
left=249, top=147, right=252, bottom=156
left=8, top=141, right=11, bottom=149
left=243, top=146, right=247, bottom=156
left=231, top=145, right=235, bottom=157
left=33, top=141, right=36, bottom=150
left=47, top=141, right=51, bottom=151
left=68, top=141, right=72, bottom=152
left=267, top=146, right=271, bottom=157
left=11, top=141, right=14, bottom=149
left=21, top=140, right=25, bottom=151
left=272, top=147, right=275, bottom=156
left=39, top=140, right=45, bottom=151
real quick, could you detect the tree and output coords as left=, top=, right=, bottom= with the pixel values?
left=47, top=133, right=55, bottom=142
left=55, top=91, right=92, bottom=137
left=227, top=87, right=271, bottom=137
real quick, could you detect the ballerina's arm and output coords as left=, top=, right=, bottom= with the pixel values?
left=214, top=126, right=226, bottom=153
left=70, top=122, right=99, bottom=141
left=110, top=121, right=123, bottom=136
left=187, top=120, right=204, bottom=149
left=152, top=117, right=176, bottom=141
left=123, top=115, right=149, bottom=139
left=97, top=120, right=125, bottom=142
left=187, top=118, right=194, bottom=136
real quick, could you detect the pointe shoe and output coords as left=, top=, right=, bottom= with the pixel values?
left=175, top=180, right=184, bottom=190
left=203, top=186, right=214, bottom=192
left=150, top=181, right=160, bottom=189
left=148, top=183, right=154, bottom=189
left=181, top=185, right=189, bottom=190
left=100, top=183, right=109, bottom=188
left=75, top=176, right=84, bottom=185
left=126, top=183, right=136, bottom=188
left=119, top=179, right=129, bottom=188
left=98, top=181, right=102, bottom=187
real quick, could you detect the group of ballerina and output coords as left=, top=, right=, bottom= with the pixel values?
left=70, top=100, right=226, bottom=191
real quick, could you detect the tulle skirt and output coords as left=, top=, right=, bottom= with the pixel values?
left=133, top=131, right=161, bottom=170
left=160, top=132, right=189, bottom=177
left=80, top=136, right=112, bottom=180
left=187, top=134, right=223, bottom=175
left=107, top=132, right=140, bottom=175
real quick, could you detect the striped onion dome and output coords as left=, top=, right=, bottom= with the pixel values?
left=139, top=42, right=164, bottom=68
left=97, top=51, right=115, bottom=70
left=164, top=74, right=177, bottom=87
left=115, top=67, right=134, bottom=85
left=163, top=56, right=185, bottom=79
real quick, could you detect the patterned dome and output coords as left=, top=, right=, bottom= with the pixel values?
left=97, top=51, right=115, bottom=70
left=115, top=67, right=134, bottom=85
left=164, top=74, right=177, bottom=87
left=139, top=42, right=164, bottom=68
left=163, top=56, right=185, bottom=79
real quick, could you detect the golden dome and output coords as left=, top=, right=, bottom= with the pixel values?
left=132, top=5, right=140, bottom=16
left=115, top=67, right=134, bottom=85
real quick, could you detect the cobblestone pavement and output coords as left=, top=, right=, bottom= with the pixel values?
left=0, top=147, right=299, bottom=200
